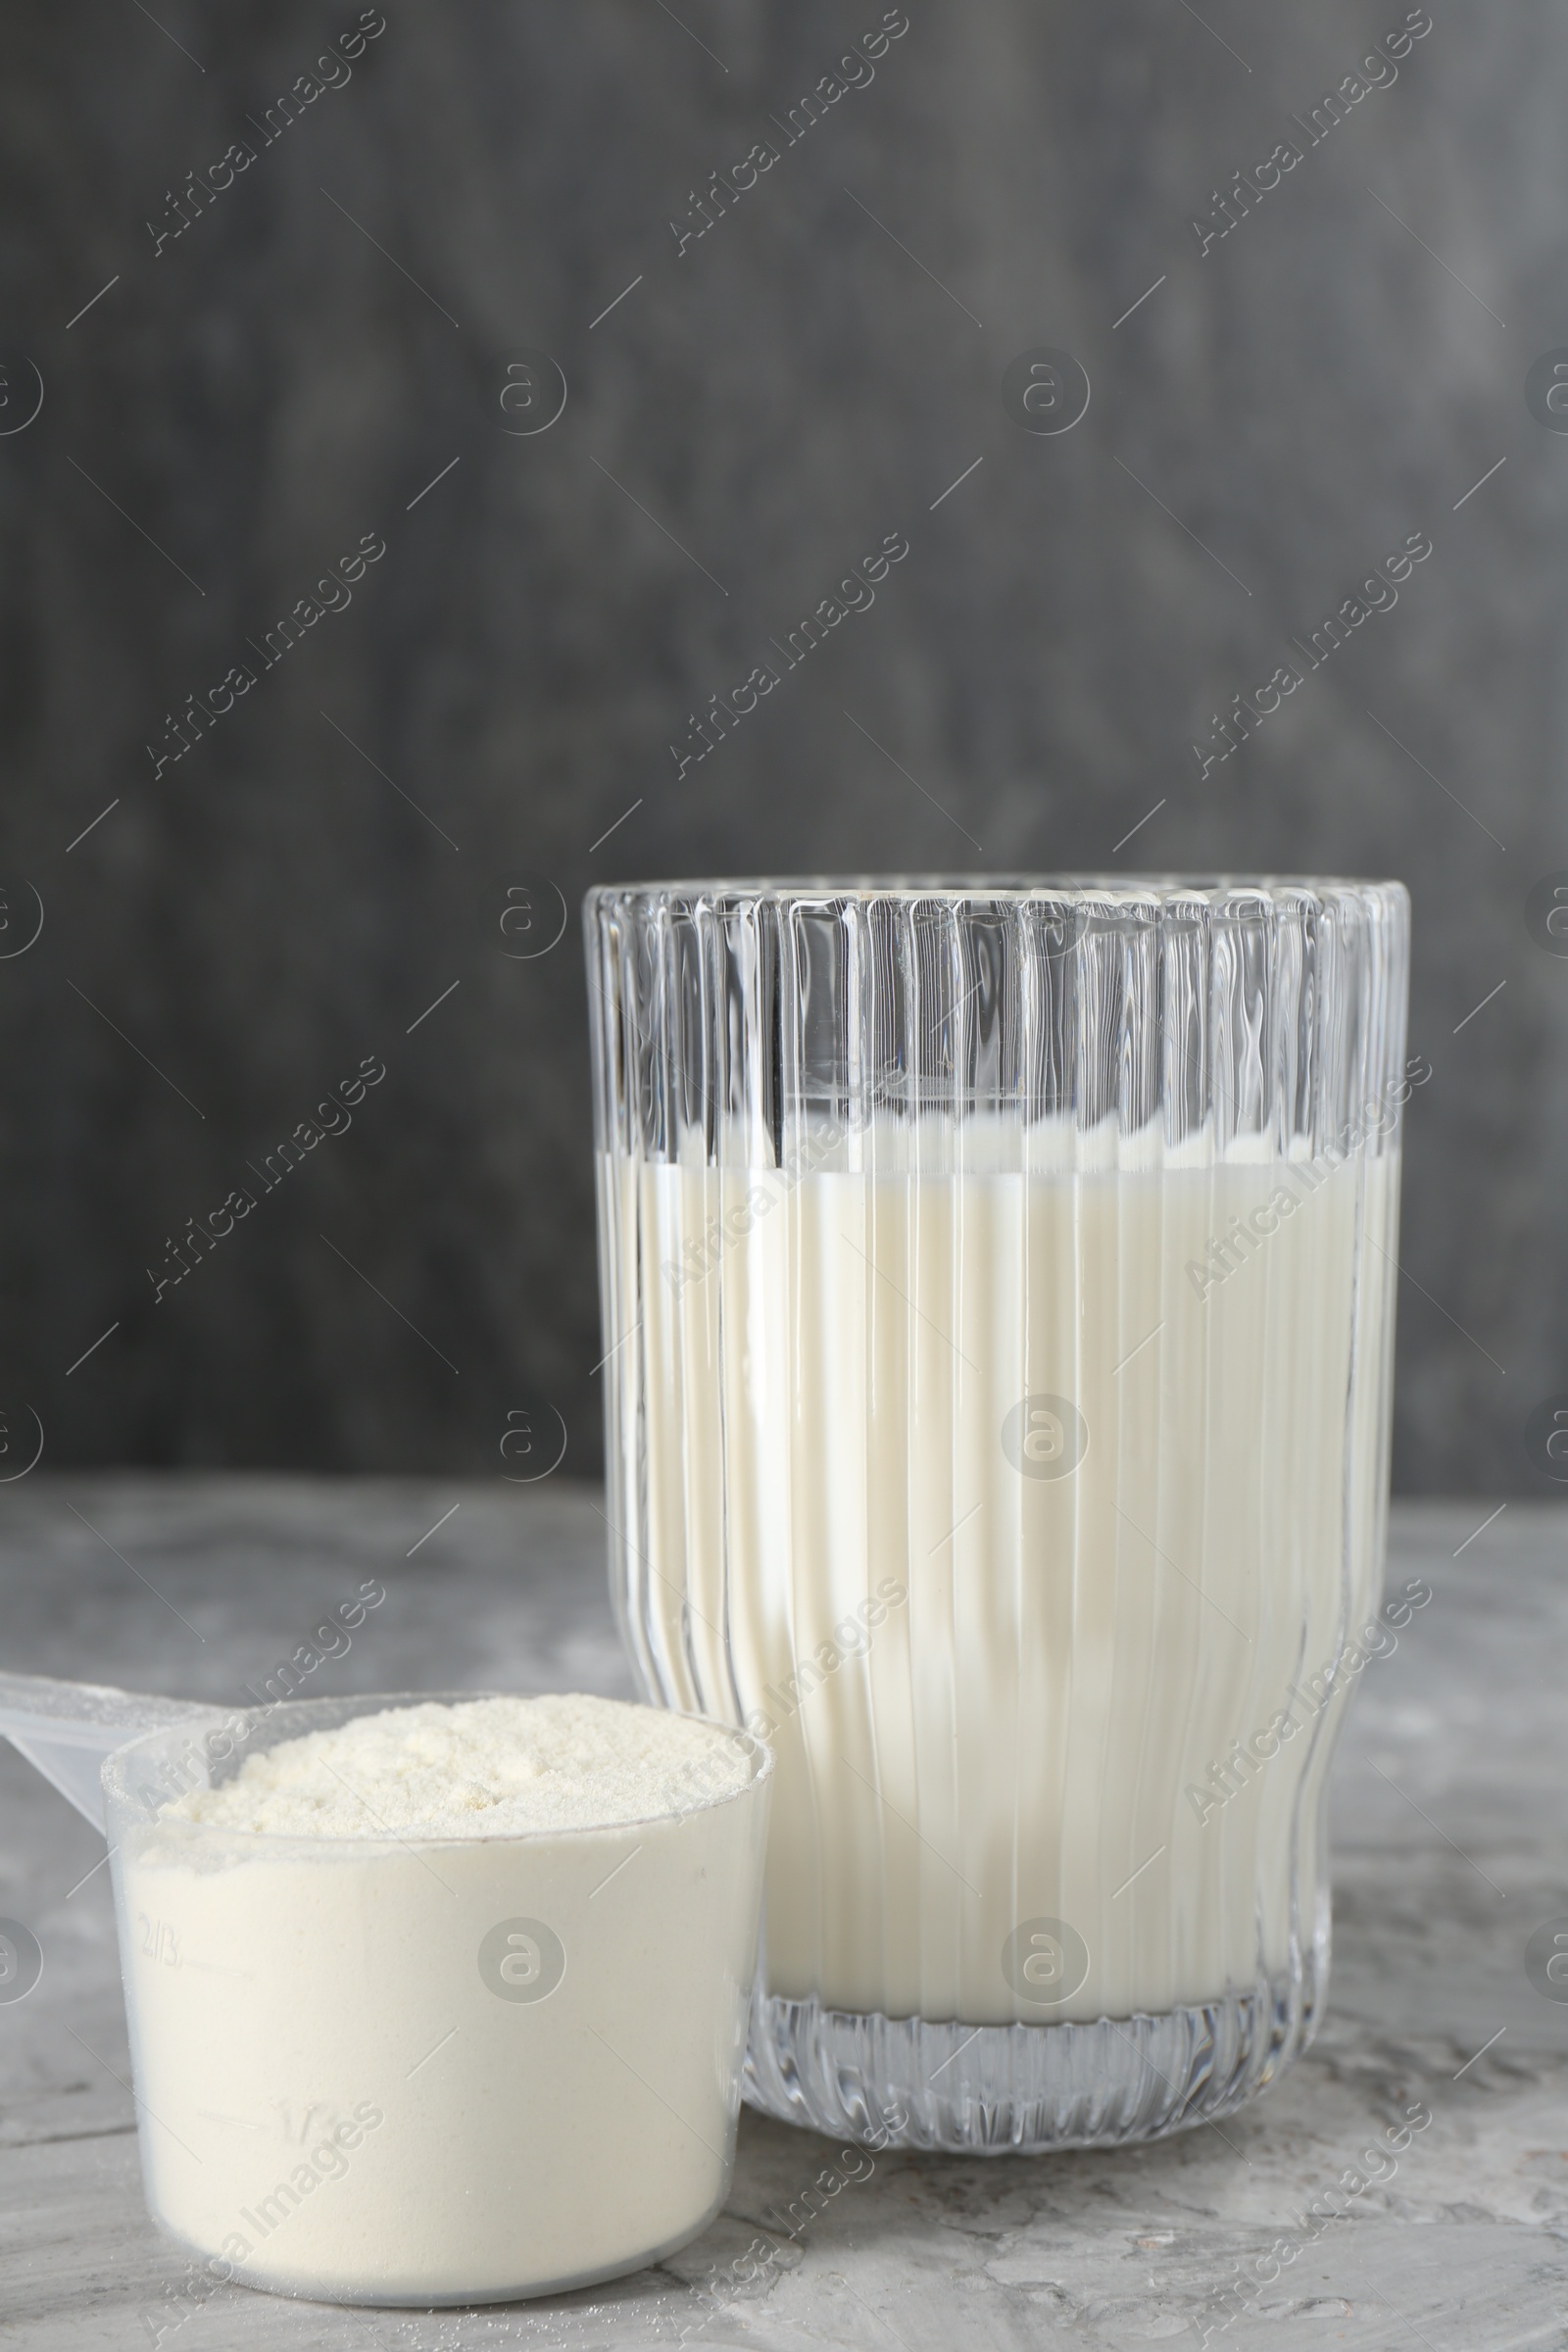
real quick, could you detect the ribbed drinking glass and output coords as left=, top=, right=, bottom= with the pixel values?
left=586, top=876, right=1410, bottom=2151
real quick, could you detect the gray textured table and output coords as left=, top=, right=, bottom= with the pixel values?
left=1, top=1479, right=1563, bottom=2349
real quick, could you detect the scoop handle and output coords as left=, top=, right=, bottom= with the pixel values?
left=0, top=1670, right=212, bottom=1833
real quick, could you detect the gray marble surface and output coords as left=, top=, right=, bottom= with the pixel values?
left=0, top=1476, right=1563, bottom=2348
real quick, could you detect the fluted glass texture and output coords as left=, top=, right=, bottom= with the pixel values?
left=586, top=878, right=1409, bottom=2150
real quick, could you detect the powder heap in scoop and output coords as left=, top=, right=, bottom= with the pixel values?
left=168, top=1692, right=749, bottom=1838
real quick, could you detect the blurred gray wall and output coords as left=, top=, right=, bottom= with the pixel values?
left=0, top=0, right=1563, bottom=1494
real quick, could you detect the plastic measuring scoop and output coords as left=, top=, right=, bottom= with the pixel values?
left=0, top=1670, right=214, bottom=1834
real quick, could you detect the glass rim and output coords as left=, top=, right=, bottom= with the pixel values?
left=584, top=872, right=1409, bottom=905
left=103, top=1689, right=773, bottom=1850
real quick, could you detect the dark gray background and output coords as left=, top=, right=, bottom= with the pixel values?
left=0, top=0, right=1561, bottom=1493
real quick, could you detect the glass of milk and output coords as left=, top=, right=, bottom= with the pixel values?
left=104, top=1690, right=771, bottom=2302
left=586, top=875, right=1411, bottom=2151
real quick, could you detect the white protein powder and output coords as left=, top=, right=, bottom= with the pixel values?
left=169, top=1693, right=751, bottom=1838
left=114, top=1694, right=767, bottom=2304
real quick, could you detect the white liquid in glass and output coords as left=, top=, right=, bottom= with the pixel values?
left=610, top=1133, right=1396, bottom=2028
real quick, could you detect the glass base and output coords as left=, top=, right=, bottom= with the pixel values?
left=743, top=1966, right=1319, bottom=2153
